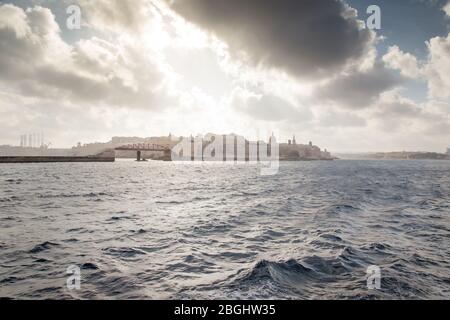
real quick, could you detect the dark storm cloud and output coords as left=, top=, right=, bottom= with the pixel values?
left=166, top=0, right=373, bottom=79
left=318, top=62, right=404, bottom=109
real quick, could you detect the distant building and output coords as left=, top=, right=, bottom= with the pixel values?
left=20, top=135, right=26, bottom=147
left=279, top=138, right=332, bottom=160
left=19, top=132, right=44, bottom=148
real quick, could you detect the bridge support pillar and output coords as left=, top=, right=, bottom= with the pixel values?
left=137, top=150, right=141, bottom=162
left=163, top=149, right=172, bottom=161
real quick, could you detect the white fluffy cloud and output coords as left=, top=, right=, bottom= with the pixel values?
left=78, top=0, right=153, bottom=33
left=444, top=1, right=450, bottom=16
left=383, top=46, right=421, bottom=78
left=425, top=33, right=450, bottom=100
left=0, top=4, right=175, bottom=110
left=381, top=32, right=450, bottom=102
left=371, top=89, right=450, bottom=142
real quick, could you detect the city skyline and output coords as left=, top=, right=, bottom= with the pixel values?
left=5, top=131, right=450, bottom=155
left=0, top=0, right=449, bottom=152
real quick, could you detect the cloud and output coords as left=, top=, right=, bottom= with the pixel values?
left=444, top=1, right=450, bottom=16
left=318, top=111, right=367, bottom=128
left=231, top=89, right=312, bottom=123
left=165, top=0, right=374, bottom=79
left=0, top=3, right=31, bottom=37
left=164, top=47, right=233, bottom=97
left=0, top=4, right=174, bottom=110
left=380, top=34, right=450, bottom=101
left=383, top=46, right=421, bottom=78
left=371, top=90, right=450, bottom=139
left=425, top=33, right=450, bottom=99
left=375, top=91, right=423, bottom=119
left=0, top=5, right=70, bottom=86
left=78, top=0, right=152, bottom=33
left=318, top=62, right=404, bottom=109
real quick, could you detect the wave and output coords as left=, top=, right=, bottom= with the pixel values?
left=317, top=204, right=361, bottom=215
left=227, top=252, right=359, bottom=288
left=29, top=241, right=60, bottom=254
left=102, top=247, right=147, bottom=258
left=155, top=200, right=185, bottom=205
left=5, top=179, right=22, bottom=184
left=0, top=196, right=23, bottom=203
left=81, top=263, right=99, bottom=270
left=37, top=192, right=112, bottom=199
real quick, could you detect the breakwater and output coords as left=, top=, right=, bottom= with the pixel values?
left=0, top=156, right=115, bottom=163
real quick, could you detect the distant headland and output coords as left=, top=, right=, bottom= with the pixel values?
left=337, top=151, right=450, bottom=161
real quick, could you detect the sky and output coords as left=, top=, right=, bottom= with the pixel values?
left=0, top=0, right=449, bottom=152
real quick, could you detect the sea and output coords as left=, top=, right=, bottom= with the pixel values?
left=0, top=160, right=449, bottom=299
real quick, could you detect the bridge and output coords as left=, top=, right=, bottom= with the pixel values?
left=115, top=143, right=171, bottom=161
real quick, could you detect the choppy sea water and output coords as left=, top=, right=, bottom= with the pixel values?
left=0, top=160, right=449, bottom=300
